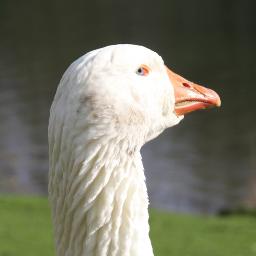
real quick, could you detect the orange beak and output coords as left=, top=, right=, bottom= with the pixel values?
left=166, top=67, right=221, bottom=116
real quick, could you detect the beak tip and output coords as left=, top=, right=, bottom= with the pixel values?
left=214, top=94, right=221, bottom=108
left=207, top=88, right=221, bottom=108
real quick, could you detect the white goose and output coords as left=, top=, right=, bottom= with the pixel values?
left=48, top=44, right=220, bottom=256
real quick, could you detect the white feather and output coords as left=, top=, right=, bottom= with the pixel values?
left=49, top=44, right=183, bottom=256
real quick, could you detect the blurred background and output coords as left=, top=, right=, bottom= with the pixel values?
left=0, top=0, right=255, bottom=215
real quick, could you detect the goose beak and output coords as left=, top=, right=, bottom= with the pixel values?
left=166, top=67, right=221, bottom=116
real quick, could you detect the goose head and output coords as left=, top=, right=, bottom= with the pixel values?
left=49, top=44, right=221, bottom=256
left=53, top=44, right=220, bottom=147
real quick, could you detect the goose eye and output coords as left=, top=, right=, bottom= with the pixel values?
left=136, top=65, right=150, bottom=76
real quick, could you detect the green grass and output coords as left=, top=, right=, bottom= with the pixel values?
left=150, top=209, right=256, bottom=256
left=0, top=196, right=255, bottom=256
left=0, top=196, right=54, bottom=256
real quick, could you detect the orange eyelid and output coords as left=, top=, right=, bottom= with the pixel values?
left=141, top=64, right=150, bottom=75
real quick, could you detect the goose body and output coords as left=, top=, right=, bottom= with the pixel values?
left=48, top=44, right=220, bottom=256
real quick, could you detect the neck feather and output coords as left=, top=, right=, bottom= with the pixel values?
left=49, top=136, right=154, bottom=256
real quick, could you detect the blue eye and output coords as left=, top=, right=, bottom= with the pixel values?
left=136, top=65, right=150, bottom=76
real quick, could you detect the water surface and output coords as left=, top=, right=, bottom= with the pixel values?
left=0, top=0, right=255, bottom=213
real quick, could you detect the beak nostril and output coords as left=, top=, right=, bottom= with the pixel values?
left=182, top=82, right=191, bottom=88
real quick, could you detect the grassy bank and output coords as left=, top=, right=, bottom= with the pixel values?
left=0, top=196, right=255, bottom=256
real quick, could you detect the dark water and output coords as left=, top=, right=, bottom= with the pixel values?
left=0, top=0, right=255, bottom=214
